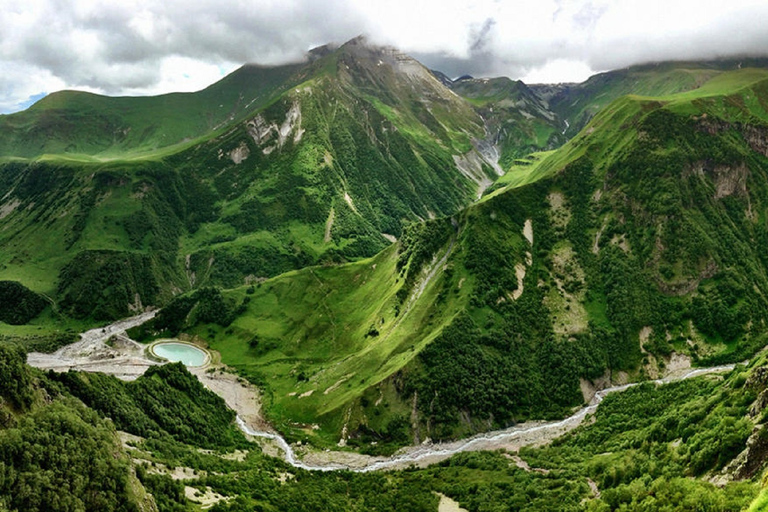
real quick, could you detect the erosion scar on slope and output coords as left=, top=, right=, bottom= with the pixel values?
left=383, top=236, right=456, bottom=340
left=324, top=206, right=334, bottom=243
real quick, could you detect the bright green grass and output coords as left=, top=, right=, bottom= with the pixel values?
left=0, top=63, right=304, bottom=160
left=663, top=68, right=768, bottom=102
left=556, top=67, right=723, bottom=127
left=78, top=186, right=142, bottom=252
left=0, top=306, right=91, bottom=339
left=748, top=487, right=768, bottom=512
left=0, top=167, right=143, bottom=295
left=0, top=216, right=79, bottom=296
left=483, top=68, right=768, bottom=202
left=479, top=151, right=556, bottom=202
left=199, top=238, right=469, bottom=444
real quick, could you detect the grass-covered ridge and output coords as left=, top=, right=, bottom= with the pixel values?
left=159, top=66, right=768, bottom=448
left=0, top=63, right=304, bottom=160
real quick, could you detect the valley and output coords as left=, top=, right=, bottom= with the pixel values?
left=21, top=310, right=746, bottom=473
left=4, top=35, right=768, bottom=510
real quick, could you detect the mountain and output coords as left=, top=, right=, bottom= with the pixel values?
left=442, top=58, right=768, bottom=172
left=0, top=37, right=502, bottom=322
left=5, top=35, right=768, bottom=448
left=0, top=63, right=305, bottom=159
left=146, top=65, right=768, bottom=449
left=531, top=58, right=768, bottom=135
left=449, top=75, right=566, bottom=168
left=5, top=38, right=768, bottom=511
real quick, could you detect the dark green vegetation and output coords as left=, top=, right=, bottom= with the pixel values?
left=0, top=37, right=497, bottom=321
left=0, top=331, right=77, bottom=354
left=166, top=64, right=768, bottom=449
left=0, top=280, right=47, bottom=324
left=0, top=345, right=147, bottom=511
left=5, top=337, right=768, bottom=511
left=52, top=363, right=249, bottom=450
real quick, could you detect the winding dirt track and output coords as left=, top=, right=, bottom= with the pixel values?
left=27, top=310, right=159, bottom=380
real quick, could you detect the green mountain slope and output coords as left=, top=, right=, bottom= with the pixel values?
left=0, top=38, right=500, bottom=321
left=444, top=59, right=768, bottom=177
left=450, top=76, right=565, bottom=168
left=533, top=58, right=768, bottom=136
left=0, top=345, right=153, bottom=511
left=164, top=67, right=768, bottom=448
left=0, top=63, right=304, bottom=159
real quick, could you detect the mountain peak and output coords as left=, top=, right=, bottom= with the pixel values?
left=307, top=43, right=336, bottom=61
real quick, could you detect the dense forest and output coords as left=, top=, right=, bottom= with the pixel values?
left=0, top=345, right=142, bottom=512
left=0, top=281, right=47, bottom=325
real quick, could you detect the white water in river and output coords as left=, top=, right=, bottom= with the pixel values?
left=236, top=363, right=739, bottom=472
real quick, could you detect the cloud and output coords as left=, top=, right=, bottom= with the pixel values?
left=1, top=0, right=767, bottom=113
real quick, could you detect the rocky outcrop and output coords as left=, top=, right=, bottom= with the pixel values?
left=229, top=141, right=250, bottom=164
left=740, top=124, right=768, bottom=158
left=686, top=159, right=750, bottom=199
left=720, top=425, right=768, bottom=481
left=245, top=100, right=304, bottom=154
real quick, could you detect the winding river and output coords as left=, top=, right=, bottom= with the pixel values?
left=236, top=363, right=738, bottom=472
left=30, top=311, right=742, bottom=473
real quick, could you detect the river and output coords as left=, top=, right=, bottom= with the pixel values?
left=236, top=363, right=738, bottom=472
left=29, top=311, right=741, bottom=473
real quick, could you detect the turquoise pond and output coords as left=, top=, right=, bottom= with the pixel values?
left=151, top=342, right=208, bottom=367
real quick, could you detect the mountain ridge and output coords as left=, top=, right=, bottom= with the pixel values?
left=154, top=64, right=768, bottom=449
left=5, top=37, right=768, bottom=511
left=0, top=37, right=500, bottom=322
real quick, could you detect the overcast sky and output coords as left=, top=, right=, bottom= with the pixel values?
left=1, top=0, right=767, bottom=113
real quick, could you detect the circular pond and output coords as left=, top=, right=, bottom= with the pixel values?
left=151, top=342, right=209, bottom=367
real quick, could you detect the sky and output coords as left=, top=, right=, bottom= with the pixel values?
left=1, top=0, right=768, bottom=113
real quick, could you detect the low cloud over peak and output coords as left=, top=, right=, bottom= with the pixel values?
left=2, top=0, right=767, bottom=113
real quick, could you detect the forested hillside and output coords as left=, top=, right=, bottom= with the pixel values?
left=0, top=345, right=150, bottom=511
left=0, top=38, right=498, bottom=321
left=4, top=335, right=768, bottom=511
left=153, top=67, right=768, bottom=448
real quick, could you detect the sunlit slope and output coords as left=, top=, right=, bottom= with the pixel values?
left=485, top=67, right=768, bottom=198
left=447, top=59, right=768, bottom=175
left=538, top=58, right=768, bottom=135
left=181, top=67, right=768, bottom=447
